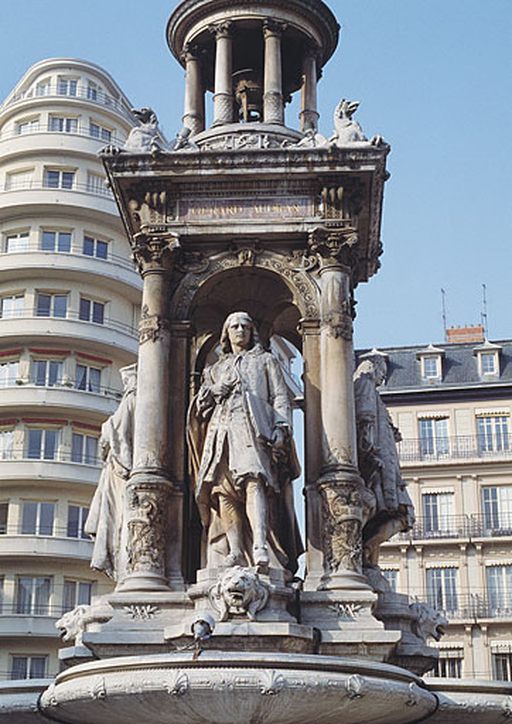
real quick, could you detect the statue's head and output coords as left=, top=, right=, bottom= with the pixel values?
left=220, top=312, right=261, bottom=353
left=120, top=363, right=137, bottom=392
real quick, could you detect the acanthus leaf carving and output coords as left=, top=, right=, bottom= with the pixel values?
left=126, top=483, right=168, bottom=576
left=123, top=604, right=160, bottom=620
left=320, top=482, right=363, bottom=576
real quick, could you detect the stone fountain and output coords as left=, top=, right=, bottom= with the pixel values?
left=33, top=1, right=512, bottom=722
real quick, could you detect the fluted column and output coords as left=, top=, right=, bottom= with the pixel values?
left=263, top=19, right=285, bottom=125
left=182, top=44, right=205, bottom=136
left=300, top=44, right=320, bottom=132
left=210, top=21, right=234, bottom=126
left=310, top=228, right=370, bottom=591
left=118, top=233, right=182, bottom=592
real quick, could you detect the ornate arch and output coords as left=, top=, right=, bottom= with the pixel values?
left=170, top=246, right=320, bottom=321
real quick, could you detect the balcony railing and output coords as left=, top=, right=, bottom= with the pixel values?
left=0, top=523, right=91, bottom=540
left=390, top=514, right=512, bottom=542
left=0, top=379, right=122, bottom=400
left=0, top=124, right=126, bottom=146
left=0, top=447, right=101, bottom=467
left=1, top=83, right=134, bottom=122
left=0, top=310, right=138, bottom=338
left=398, top=434, right=512, bottom=463
left=1, top=179, right=114, bottom=199
left=0, top=240, right=138, bottom=273
left=411, top=593, right=512, bottom=621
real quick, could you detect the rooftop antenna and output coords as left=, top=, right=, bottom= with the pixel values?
left=441, top=288, right=448, bottom=341
left=481, top=283, right=489, bottom=338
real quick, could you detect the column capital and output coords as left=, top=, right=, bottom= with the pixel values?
left=132, top=232, right=181, bottom=275
left=304, top=39, right=322, bottom=62
left=180, top=42, right=202, bottom=64
left=263, top=18, right=287, bottom=38
left=297, top=318, right=320, bottom=336
left=308, top=226, right=359, bottom=271
left=208, top=20, right=233, bottom=39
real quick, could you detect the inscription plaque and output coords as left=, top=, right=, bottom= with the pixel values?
left=178, top=196, right=313, bottom=221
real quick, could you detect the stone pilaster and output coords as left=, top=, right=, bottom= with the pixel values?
left=300, top=44, right=320, bottom=132
left=119, top=233, right=182, bottom=592
left=263, top=19, right=286, bottom=125
left=181, top=44, right=205, bottom=136
left=209, top=21, right=234, bottom=126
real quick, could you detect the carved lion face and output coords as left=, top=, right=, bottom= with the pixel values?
left=55, top=605, right=89, bottom=642
left=209, top=566, right=269, bottom=622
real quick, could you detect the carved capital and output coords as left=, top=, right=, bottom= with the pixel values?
left=132, top=233, right=181, bottom=275
left=180, top=43, right=202, bottom=64
left=309, top=226, right=359, bottom=270
left=208, top=20, right=233, bottom=39
left=263, top=19, right=287, bottom=38
left=125, top=481, right=169, bottom=577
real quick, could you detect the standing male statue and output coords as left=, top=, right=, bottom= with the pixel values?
left=188, top=312, right=302, bottom=574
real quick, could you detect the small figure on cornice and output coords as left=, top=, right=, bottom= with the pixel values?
left=124, top=107, right=166, bottom=154
left=171, top=126, right=199, bottom=152
left=331, top=99, right=385, bottom=148
left=294, top=127, right=329, bottom=149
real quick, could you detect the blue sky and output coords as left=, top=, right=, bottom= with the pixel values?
left=2, top=0, right=511, bottom=350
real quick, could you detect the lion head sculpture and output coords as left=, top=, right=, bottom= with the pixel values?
left=409, top=602, right=448, bottom=643
left=55, top=604, right=91, bottom=646
left=209, top=566, right=269, bottom=622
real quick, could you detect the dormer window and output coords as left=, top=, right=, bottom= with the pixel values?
left=474, top=341, right=501, bottom=380
left=417, top=344, right=444, bottom=382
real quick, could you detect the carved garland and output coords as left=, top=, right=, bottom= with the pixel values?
left=320, top=482, right=363, bottom=575
left=126, top=483, right=168, bottom=576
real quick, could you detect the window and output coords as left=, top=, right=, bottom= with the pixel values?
left=48, top=116, right=78, bottom=133
left=419, top=418, right=449, bottom=458
left=6, top=231, right=29, bottom=252
left=43, top=169, right=75, bottom=190
left=67, top=505, right=90, bottom=539
left=0, top=360, right=19, bottom=386
left=89, top=122, right=111, bottom=142
left=382, top=569, right=398, bottom=592
left=0, top=503, right=8, bottom=534
left=35, top=79, right=51, bottom=96
left=5, top=169, right=33, bottom=190
left=422, top=356, right=440, bottom=379
left=41, top=230, right=71, bottom=253
left=15, top=576, right=51, bottom=615
left=86, top=172, right=106, bottom=195
left=75, top=363, right=101, bottom=392
left=16, top=117, right=39, bottom=135
left=422, top=493, right=455, bottom=536
left=0, top=294, right=24, bottom=318
left=0, top=430, right=14, bottom=460
left=10, top=655, right=47, bottom=680
left=426, top=567, right=458, bottom=614
left=493, top=653, right=512, bottom=681
left=71, top=433, right=98, bottom=465
left=486, top=566, right=512, bottom=616
left=483, top=486, right=512, bottom=533
left=432, top=654, right=463, bottom=678
left=87, top=81, right=98, bottom=101
left=481, top=352, right=497, bottom=375
left=79, top=297, right=105, bottom=325
left=35, top=292, right=68, bottom=318
left=57, top=77, right=78, bottom=96
left=83, top=235, right=108, bottom=259
left=21, top=501, right=55, bottom=536
left=477, top=415, right=509, bottom=453
left=27, top=428, right=59, bottom=460
left=32, top=359, right=63, bottom=387
left=63, top=580, right=92, bottom=614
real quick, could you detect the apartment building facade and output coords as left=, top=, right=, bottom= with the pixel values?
left=376, top=330, right=512, bottom=681
left=0, top=58, right=140, bottom=680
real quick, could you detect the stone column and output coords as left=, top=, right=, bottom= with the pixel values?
left=118, top=233, right=182, bottom=593
left=312, top=228, right=369, bottom=591
left=300, top=44, right=319, bottom=132
left=263, top=19, right=285, bottom=125
left=299, top=319, right=324, bottom=590
left=182, top=44, right=205, bottom=136
left=210, top=21, right=234, bottom=126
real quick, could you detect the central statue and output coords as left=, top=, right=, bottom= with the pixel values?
left=188, top=312, right=302, bottom=573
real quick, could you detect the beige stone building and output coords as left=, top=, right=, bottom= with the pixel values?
left=376, top=327, right=512, bottom=681
left=0, top=58, right=139, bottom=680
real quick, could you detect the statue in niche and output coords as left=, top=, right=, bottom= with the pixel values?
left=354, top=354, right=414, bottom=572
left=188, top=312, right=303, bottom=573
left=85, top=364, right=137, bottom=581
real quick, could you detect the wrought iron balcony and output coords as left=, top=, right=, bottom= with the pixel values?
left=412, top=593, right=512, bottom=621
left=397, top=434, right=512, bottom=463
left=386, top=514, right=512, bottom=543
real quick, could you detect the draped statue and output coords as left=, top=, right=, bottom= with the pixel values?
left=188, top=312, right=303, bottom=574
left=354, top=354, right=415, bottom=567
left=85, top=364, right=137, bottom=581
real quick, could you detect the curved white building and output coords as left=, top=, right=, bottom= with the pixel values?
left=0, top=58, right=140, bottom=681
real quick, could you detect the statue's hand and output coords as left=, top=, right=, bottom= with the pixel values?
left=271, top=426, right=287, bottom=450
left=211, top=381, right=233, bottom=401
